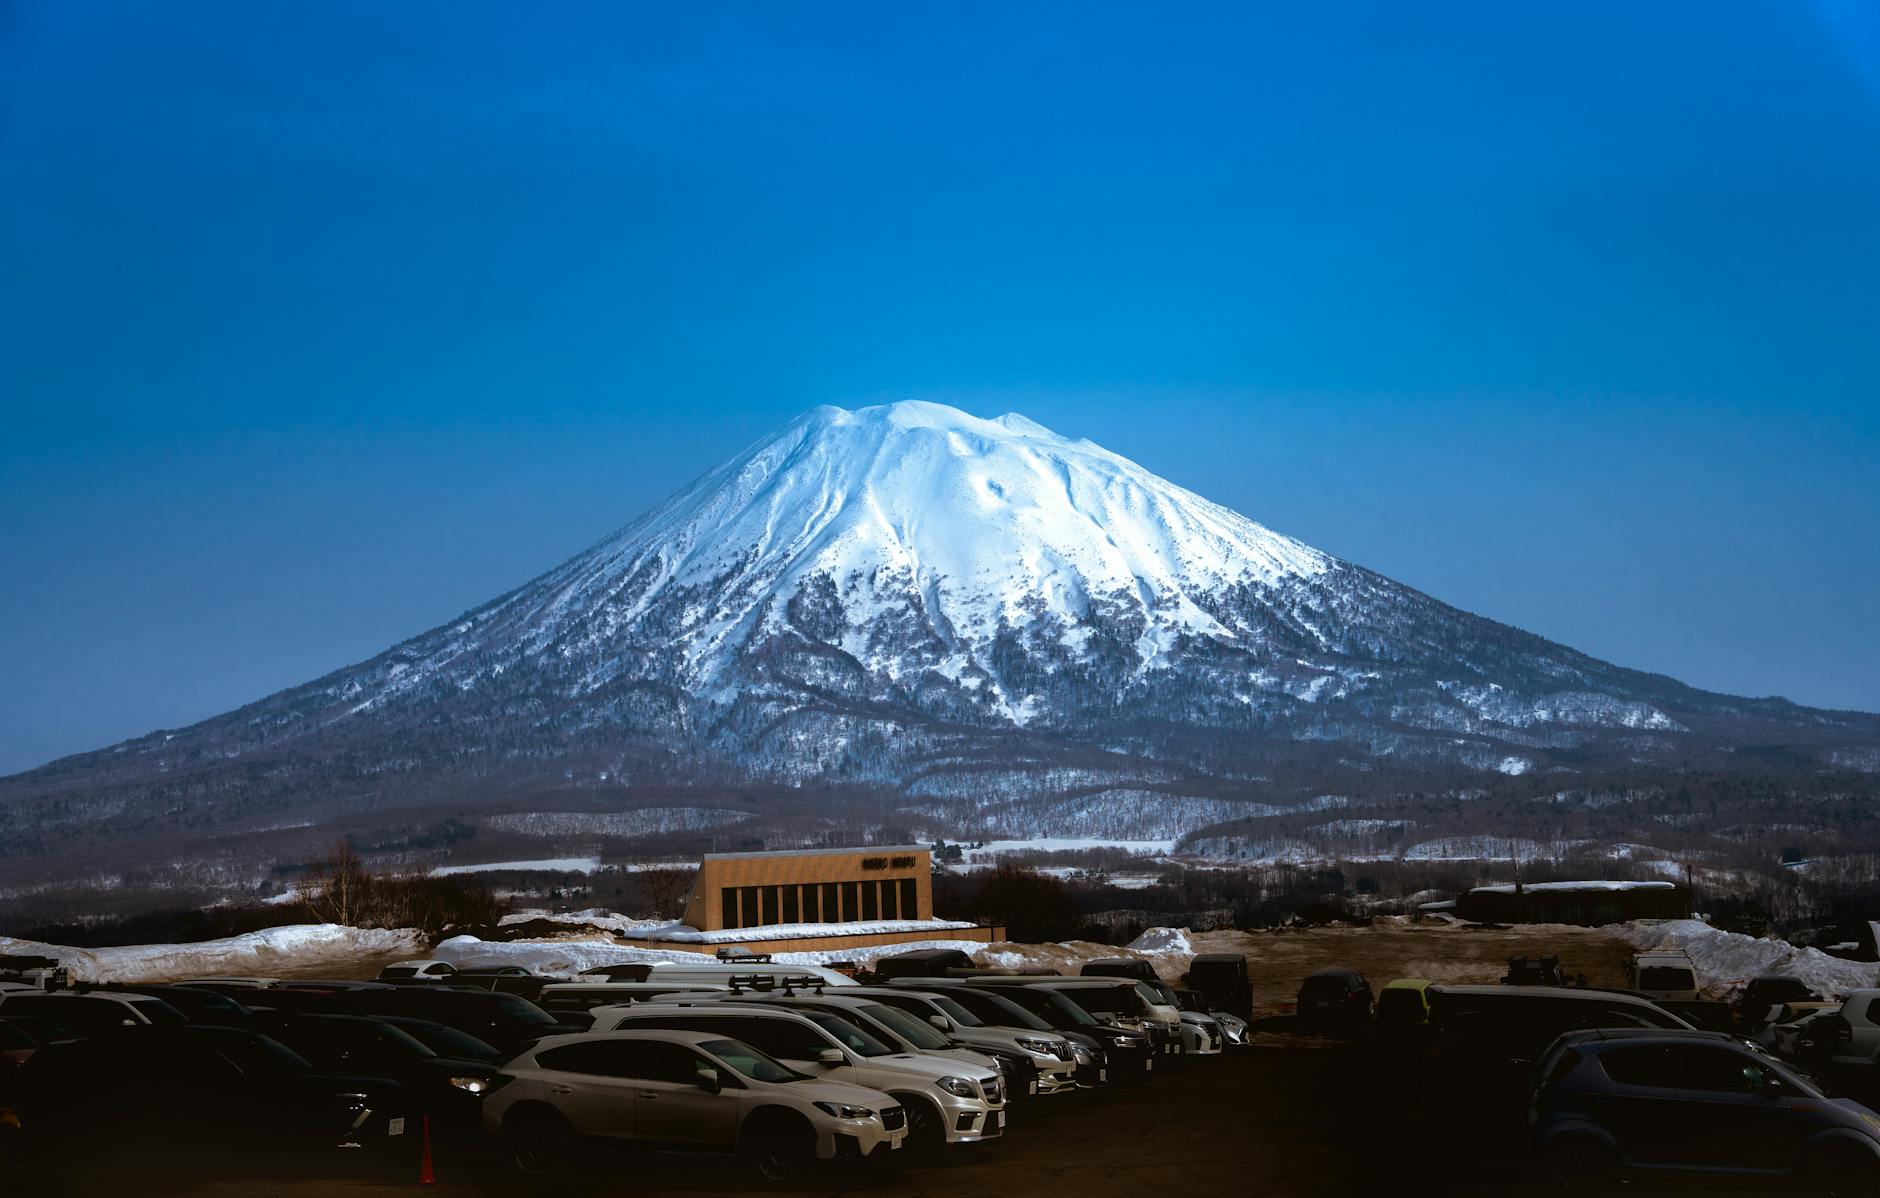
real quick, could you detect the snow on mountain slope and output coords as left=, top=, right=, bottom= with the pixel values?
left=6, top=401, right=1877, bottom=865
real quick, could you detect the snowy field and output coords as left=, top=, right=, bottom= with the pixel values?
left=8, top=915, right=1879, bottom=1004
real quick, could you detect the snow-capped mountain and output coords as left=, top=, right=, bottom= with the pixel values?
left=5, top=401, right=1877, bottom=874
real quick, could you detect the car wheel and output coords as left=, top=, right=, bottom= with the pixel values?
left=743, top=1111, right=817, bottom=1184
left=1810, top=1142, right=1880, bottom=1198
left=1543, top=1133, right=1619, bottom=1190
left=895, top=1095, right=947, bottom=1161
left=505, top=1106, right=576, bottom=1177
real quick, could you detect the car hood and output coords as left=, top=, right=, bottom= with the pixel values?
left=853, top=1053, right=997, bottom=1085
left=782, top=1077, right=898, bottom=1110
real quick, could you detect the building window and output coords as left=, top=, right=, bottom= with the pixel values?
left=781, top=885, right=799, bottom=924
left=720, top=890, right=737, bottom=930
left=760, top=886, right=779, bottom=925
left=820, top=883, right=838, bottom=923
left=740, top=887, right=760, bottom=929
left=881, top=879, right=899, bottom=919
left=840, top=881, right=861, bottom=922
left=860, top=880, right=879, bottom=921
left=899, top=877, right=919, bottom=919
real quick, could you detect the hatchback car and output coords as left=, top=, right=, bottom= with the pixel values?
left=1531, top=1029, right=1880, bottom=1190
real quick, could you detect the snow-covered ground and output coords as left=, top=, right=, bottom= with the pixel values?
left=0, top=924, right=423, bottom=983
left=1616, top=919, right=1880, bottom=1001
left=433, top=857, right=604, bottom=876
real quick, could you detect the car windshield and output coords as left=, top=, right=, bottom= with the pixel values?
left=398, top=1021, right=500, bottom=1059
left=380, top=968, right=418, bottom=979
left=129, top=999, right=189, bottom=1025
left=1059, top=985, right=1141, bottom=1017
left=800, top=1011, right=894, bottom=1058
left=205, top=1030, right=314, bottom=1075
left=1174, top=991, right=1207, bottom=1013
left=862, top=1003, right=952, bottom=1050
left=497, top=996, right=559, bottom=1026
left=1137, top=981, right=1178, bottom=1006
left=701, top=1038, right=803, bottom=1083
left=928, top=995, right=981, bottom=1027
left=1027, top=989, right=1098, bottom=1026
left=338, top=1019, right=436, bottom=1058
left=1637, top=967, right=1695, bottom=991
left=964, top=992, right=1054, bottom=1031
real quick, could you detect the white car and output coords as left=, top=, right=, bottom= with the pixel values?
left=485, top=1029, right=904, bottom=1179
left=579, top=960, right=857, bottom=988
left=592, top=1002, right=1005, bottom=1153
left=0, top=990, right=186, bottom=1036
left=376, top=959, right=459, bottom=982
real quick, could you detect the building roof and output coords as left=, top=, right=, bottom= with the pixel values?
left=699, top=844, right=929, bottom=862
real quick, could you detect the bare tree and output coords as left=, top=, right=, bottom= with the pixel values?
left=638, top=866, right=698, bottom=921
left=302, top=840, right=373, bottom=926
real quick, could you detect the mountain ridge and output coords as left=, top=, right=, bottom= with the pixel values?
left=3, top=402, right=1877, bottom=886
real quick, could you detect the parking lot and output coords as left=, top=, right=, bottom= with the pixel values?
left=30, top=1038, right=1853, bottom=1198
left=4, top=921, right=1870, bottom=1196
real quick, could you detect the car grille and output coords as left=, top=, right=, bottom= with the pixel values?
left=989, top=1075, right=1006, bottom=1104
left=880, top=1105, right=905, bottom=1131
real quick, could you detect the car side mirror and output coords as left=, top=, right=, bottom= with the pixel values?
left=817, top=1048, right=846, bottom=1067
left=694, top=1067, right=721, bottom=1094
left=928, top=1014, right=950, bottom=1031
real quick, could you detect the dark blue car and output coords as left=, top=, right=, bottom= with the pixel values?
left=1531, top=1028, right=1880, bottom=1191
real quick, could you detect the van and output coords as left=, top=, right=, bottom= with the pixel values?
left=1624, top=951, right=1699, bottom=1003
left=1185, top=954, right=1252, bottom=1021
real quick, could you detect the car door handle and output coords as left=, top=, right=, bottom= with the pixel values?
left=550, top=1085, right=575, bottom=1094
left=637, top=1091, right=658, bottom=1100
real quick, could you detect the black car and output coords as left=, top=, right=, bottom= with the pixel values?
left=1427, top=985, right=1696, bottom=1096
left=1740, top=975, right=1821, bottom=1032
left=248, top=1013, right=505, bottom=1131
left=1081, top=958, right=1159, bottom=984
left=1186, top=954, right=1253, bottom=1021
left=4, top=1024, right=410, bottom=1165
left=960, top=981, right=1155, bottom=1078
left=91, top=983, right=256, bottom=1023
left=448, top=966, right=556, bottom=1001
left=374, top=1015, right=508, bottom=1065
left=1297, top=969, right=1373, bottom=1028
left=1532, top=1028, right=1880, bottom=1189
left=872, top=949, right=977, bottom=980
left=326, top=986, right=570, bottom=1053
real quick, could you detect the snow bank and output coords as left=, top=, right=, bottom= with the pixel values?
left=431, top=935, right=711, bottom=975
left=1128, top=926, right=1194, bottom=956
left=0, top=924, right=424, bottom=984
left=433, top=857, right=602, bottom=876
left=1615, top=920, right=1880, bottom=1001
left=1473, top=880, right=1675, bottom=895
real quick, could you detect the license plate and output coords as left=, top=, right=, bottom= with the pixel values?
left=1028, top=1080, right=1037, bottom=1094
left=995, top=1110, right=1005, bottom=1128
left=387, top=1118, right=405, bottom=1137
left=1145, top=1058, right=1154, bottom=1071
left=1099, top=1068, right=1107, bottom=1081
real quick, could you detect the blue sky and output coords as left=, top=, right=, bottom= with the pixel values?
left=2, top=2, right=1877, bottom=774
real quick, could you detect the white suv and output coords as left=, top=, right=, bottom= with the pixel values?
left=485, top=1028, right=904, bottom=1179
left=592, top=1002, right=1005, bottom=1153
left=844, top=985, right=1080, bottom=1094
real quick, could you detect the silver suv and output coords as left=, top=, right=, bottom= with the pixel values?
left=590, top=1001, right=1005, bottom=1153
left=485, top=1029, right=904, bottom=1180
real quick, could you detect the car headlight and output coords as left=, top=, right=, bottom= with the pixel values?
left=448, top=1076, right=496, bottom=1094
left=1071, top=1043, right=1096, bottom=1063
left=936, top=1075, right=979, bottom=1098
left=813, top=1101, right=875, bottom=1119
left=1014, top=1036, right=1059, bottom=1056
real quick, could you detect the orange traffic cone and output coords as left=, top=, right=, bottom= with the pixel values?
left=417, top=1114, right=436, bottom=1186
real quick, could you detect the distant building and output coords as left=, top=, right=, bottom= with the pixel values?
left=597, top=844, right=1006, bottom=957
left=1429, top=880, right=1692, bottom=925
